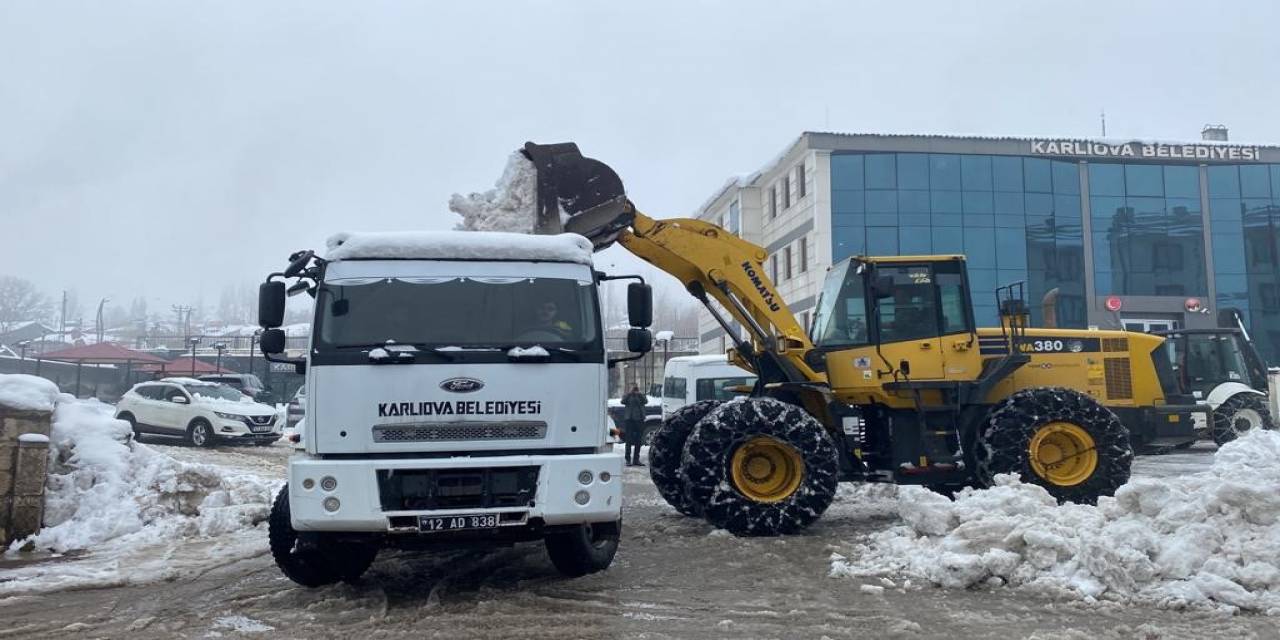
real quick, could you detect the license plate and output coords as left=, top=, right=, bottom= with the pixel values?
left=250, top=425, right=273, bottom=433
left=419, top=513, right=500, bottom=532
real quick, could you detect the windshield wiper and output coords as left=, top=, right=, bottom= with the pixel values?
left=346, top=343, right=455, bottom=363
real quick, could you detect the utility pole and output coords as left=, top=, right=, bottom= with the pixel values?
left=172, top=305, right=194, bottom=343
left=59, top=291, right=67, bottom=344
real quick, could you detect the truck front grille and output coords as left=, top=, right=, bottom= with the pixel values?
left=377, top=466, right=539, bottom=511
left=372, top=421, right=547, bottom=443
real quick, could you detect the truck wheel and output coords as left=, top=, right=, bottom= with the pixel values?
left=188, top=419, right=215, bottom=448
left=268, top=486, right=378, bottom=587
left=681, top=398, right=839, bottom=536
left=544, top=520, right=620, bottom=578
left=976, top=387, right=1132, bottom=505
left=1211, top=392, right=1276, bottom=446
left=649, top=400, right=721, bottom=517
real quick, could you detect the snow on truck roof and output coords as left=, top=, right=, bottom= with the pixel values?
left=324, top=231, right=594, bottom=265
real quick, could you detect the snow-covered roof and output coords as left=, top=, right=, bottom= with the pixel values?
left=325, top=230, right=594, bottom=265
left=667, top=354, right=732, bottom=365
left=800, top=130, right=1280, bottom=148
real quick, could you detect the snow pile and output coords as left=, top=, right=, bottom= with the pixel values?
left=449, top=152, right=540, bottom=233
left=14, top=398, right=275, bottom=554
left=326, top=230, right=593, bottom=265
left=0, top=374, right=60, bottom=412
left=831, top=429, right=1280, bottom=615
left=3, top=397, right=276, bottom=594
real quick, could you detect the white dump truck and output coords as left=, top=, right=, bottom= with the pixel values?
left=256, top=230, right=653, bottom=586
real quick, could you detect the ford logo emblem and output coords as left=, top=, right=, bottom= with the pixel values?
left=440, top=377, right=484, bottom=393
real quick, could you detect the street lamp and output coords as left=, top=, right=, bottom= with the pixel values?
left=96, top=297, right=110, bottom=344
left=249, top=329, right=262, bottom=377
left=188, top=336, right=201, bottom=376
left=213, top=342, right=227, bottom=373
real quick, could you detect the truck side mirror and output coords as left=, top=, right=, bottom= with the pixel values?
left=259, top=281, right=286, bottom=328
left=260, top=328, right=287, bottom=355
left=627, top=282, right=653, bottom=328
left=627, top=328, right=653, bottom=354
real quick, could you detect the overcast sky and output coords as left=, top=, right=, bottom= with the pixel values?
left=3, top=1, right=1279, bottom=318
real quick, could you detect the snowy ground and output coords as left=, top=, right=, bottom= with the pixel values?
left=3, top=438, right=1279, bottom=638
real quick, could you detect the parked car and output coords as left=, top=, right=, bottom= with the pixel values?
left=116, top=377, right=282, bottom=447
left=660, top=354, right=756, bottom=420
left=286, top=386, right=306, bottom=429
left=197, top=374, right=277, bottom=404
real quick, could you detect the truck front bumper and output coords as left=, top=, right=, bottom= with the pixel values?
left=287, top=450, right=623, bottom=532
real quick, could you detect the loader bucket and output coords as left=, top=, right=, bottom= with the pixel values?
left=521, top=142, right=632, bottom=250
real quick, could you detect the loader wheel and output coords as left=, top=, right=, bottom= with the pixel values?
left=976, top=387, right=1132, bottom=505
left=648, top=400, right=721, bottom=517
left=1211, top=392, right=1275, bottom=446
left=268, top=486, right=378, bottom=587
left=681, top=398, right=839, bottom=536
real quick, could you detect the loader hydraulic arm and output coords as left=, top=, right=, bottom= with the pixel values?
left=617, top=206, right=823, bottom=386
left=519, top=140, right=823, bottom=387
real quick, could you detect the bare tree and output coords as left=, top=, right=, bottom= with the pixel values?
left=0, top=276, right=53, bottom=334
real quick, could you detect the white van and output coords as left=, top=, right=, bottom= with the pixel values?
left=660, top=355, right=756, bottom=419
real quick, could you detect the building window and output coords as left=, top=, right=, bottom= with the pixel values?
left=725, top=200, right=741, bottom=235
left=801, top=311, right=810, bottom=336
left=799, top=236, right=808, bottom=272
left=784, top=245, right=793, bottom=280
left=769, top=186, right=778, bottom=219
left=770, top=254, right=778, bottom=283
left=782, top=175, right=792, bottom=209
left=797, top=163, right=807, bottom=199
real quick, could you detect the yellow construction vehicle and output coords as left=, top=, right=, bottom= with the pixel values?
left=522, top=142, right=1202, bottom=536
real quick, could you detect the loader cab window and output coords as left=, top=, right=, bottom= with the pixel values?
left=875, top=266, right=939, bottom=343
left=813, top=260, right=974, bottom=350
left=812, top=260, right=870, bottom=348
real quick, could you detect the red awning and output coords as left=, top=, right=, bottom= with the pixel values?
left=138, top=356, right=234, bottom=374
left=38, top=342, right=170, bottom=365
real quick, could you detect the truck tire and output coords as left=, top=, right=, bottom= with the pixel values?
left=1211, top=392, right=1276, bottom=446
left=544, top=519, right=620, bottom=578
left=681, top=398, right=839, bottom=536
left=649, top=400, right=721, bottom=517
left=268, top=486, right=378, bottom=587
left=976, top=387, right=1132, bottom=505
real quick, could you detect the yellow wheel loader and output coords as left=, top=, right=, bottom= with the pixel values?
left=521, top=142, right=1203, bottom=536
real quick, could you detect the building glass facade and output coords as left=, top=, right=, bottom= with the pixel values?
left=831, top=152, right=1085, bottom=327
left=1088, top=163, right=1207, bottom=299
left=1207, top=164, right=1280, bottom=361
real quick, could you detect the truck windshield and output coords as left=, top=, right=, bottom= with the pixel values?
left=315, top=276, right=601, bottom=350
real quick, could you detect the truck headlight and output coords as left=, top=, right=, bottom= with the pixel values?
left=320, top=476, right=338, bottom=492
left=577, top=470, right=593, bottom=485
left=322, top=497, right=341, bottom=512
left=573, top=490, right=590, bottom=505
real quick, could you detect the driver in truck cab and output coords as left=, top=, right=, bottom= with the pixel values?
left=532, top=300, right=574, bottom=338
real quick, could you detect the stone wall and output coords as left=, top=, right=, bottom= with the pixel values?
left=0, top=404, right=52, bottom=546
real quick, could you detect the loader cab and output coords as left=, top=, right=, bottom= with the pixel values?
left=811, top=256, right=981, bottom=396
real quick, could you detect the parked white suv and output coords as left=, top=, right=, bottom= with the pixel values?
left=116, top=377, right=281, bottom=447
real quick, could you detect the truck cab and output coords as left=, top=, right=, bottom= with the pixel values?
left=257, top=231, right=653, bottom=585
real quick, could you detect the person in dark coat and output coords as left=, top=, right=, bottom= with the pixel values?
left=621, top=384, right=648, bottom=466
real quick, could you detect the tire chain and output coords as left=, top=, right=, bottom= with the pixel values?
left=648, top=400, right=722, bottom=517
left=975, top=386, right=1132, bottom=505
left=1211, top=393, right=1276, bottom=446
left=681, top=398, right=840, bottom=536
